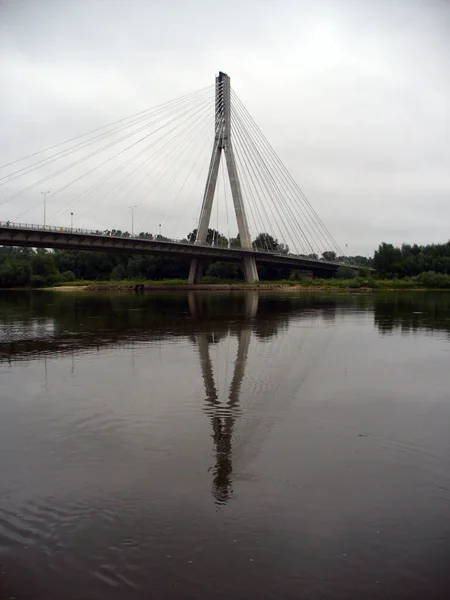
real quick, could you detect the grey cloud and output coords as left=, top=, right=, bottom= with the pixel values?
left=1, top=0, right=449, bottom=255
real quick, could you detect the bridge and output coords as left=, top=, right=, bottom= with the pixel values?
left=0, top=221, right=343, bottom=277
left=0, top=71, right=352, bottom=281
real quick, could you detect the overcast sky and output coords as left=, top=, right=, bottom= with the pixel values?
left=1, top=0, right=449, bottom=256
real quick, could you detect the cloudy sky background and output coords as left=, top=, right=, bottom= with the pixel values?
left=1, top=0, right=449, bottom=256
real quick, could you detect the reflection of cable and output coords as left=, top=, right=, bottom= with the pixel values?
left=229, top=314, right=337, bottom=474
left=194, top=299, right=338, bottom=505
left=222, top=331, right=231, bottom=405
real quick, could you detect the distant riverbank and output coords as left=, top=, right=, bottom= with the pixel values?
left=37, top=278, right=441, bottom=293
left=79, top=283, right=374, bottom=293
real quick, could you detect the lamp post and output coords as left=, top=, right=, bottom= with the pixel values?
left=41, top=191, right=50, bottom=227
left=70, top=212, right=74, bottom=232
left=158, top=223, right=161, bottom=238
left=129, top=205, right=137, bottom=236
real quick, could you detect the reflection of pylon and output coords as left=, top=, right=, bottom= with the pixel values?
left=189, top=72, right=259, bottom=284
left=193, top=292, right=258, bottom=504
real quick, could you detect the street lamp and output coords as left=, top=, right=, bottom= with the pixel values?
left=70, top=212, right=74, bottom=232
left=41, top=191, right=50, bottom=227
left=129, top=205, right=137, bottom=236
left=158, top=223, right=161, bottom=237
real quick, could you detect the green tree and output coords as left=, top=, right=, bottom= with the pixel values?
left=206, top=262, right=241, bottom=279
left=253, top=232, right=279, bottom=251
left=31, top=250, right=59, bottom=285
left=187, top=228, right=228, bottom=246
left=373, top=243, right=403, bottom=277
left=336, top=266, right=356, bottom=279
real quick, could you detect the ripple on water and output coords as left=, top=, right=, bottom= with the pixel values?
left=1, top=291, right=450, bottom=599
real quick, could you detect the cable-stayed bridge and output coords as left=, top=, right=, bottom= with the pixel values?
left=0, top=72, right=351, bottom=281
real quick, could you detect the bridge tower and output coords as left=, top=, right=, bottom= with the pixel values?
left=188, top=72, right=259, bottom=284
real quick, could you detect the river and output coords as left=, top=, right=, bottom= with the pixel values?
left=0, top=290, right=449, bottom=599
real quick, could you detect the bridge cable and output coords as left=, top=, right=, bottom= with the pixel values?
left=231, top=95, right=317, bottom=256
left=0, top=85, right=213, bottom=175
left=0, top=87, right=214, bottom=194
left=232, top=92, right=327, bottom=256
left=133, top=99, right=215, bottom=231
left=231, top=105, right=295, bottom=253
left=230, top=121, right=276, bottom=252
left=2, top=87, right=214, bottom=211
left=231, top=90, right=345, bottom=258
left=232, top=111, right=293, bottom=253
left=58, top=100, right=212, bottom=232
left=48, top=94, right=214, bottom=228
left=144, top=103, right=215, bottom=235
left=12, top=92, right=214, bottom=223
left=172, top=118, right=217, bottom=241
left=233, top=91, right=330, bottom=256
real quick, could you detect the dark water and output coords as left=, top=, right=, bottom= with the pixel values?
left=1, top=290, right=450, bottom=599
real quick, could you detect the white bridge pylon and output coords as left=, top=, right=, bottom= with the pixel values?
left=188, top=72, right=259, bottom=284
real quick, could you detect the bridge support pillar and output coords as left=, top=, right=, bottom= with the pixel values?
left=189, top=71, right=259, bottom=284
left=188, top=258, right=205, bottom=284
left=243, top=256, right=259, bottom=284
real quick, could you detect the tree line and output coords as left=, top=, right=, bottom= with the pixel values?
left=374, top=241, right=450, bottom=278
left=17, top=224, right=450, bottom=289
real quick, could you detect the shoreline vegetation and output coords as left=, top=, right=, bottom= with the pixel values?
left=2, top=237, right=450, bottom=291
left=34, top=278, right=450, bottom=293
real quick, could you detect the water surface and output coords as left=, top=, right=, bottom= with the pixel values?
left=0, top=290, right=449, bottom=599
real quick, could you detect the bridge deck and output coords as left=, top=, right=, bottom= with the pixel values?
left=0, top=223, right=351, bottom=276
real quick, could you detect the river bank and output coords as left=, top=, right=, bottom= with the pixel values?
left=6, top=276, right=447, bottom=293
left=40, top=282, right=434, bottom=293
left=84, top=283, right=375, bottom=293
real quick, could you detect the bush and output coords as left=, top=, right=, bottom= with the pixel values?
left=109, top=264, right=127, bottom=280
left=336, top=266, right=356, bottom=279
left=61, top=270, right=76, bottom=282
left=347, top=276, right=378, bottom=289
left=206, top=262, right=241, bottom=279
left=31, top=274, right=46, bottom=287
left=416, top=271, right=450, bottom=288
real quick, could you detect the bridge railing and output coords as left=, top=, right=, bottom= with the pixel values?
left=0, top=220, right=201, bottom=245
left=0, top=220, right=349, bottom=265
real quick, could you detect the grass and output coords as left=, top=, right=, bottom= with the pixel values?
left=52, top=277, right=432, bottom=290
left=55, top=278, right=189, bottom=287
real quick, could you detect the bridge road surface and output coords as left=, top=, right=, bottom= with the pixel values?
left=0, top=223, right=349, bottom=277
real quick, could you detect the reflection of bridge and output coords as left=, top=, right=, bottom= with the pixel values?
left=0, top=291, right=339, bottom=504
left=0, top=291, right=337, bottom=362
left=191, top=292, right=258, bottom=503
left=1, top=72, right=353, bottom=281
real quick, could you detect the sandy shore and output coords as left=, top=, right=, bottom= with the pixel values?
left=42, top=285, right=88, bottom=292
left=45, top=283, right=374, bottom=293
